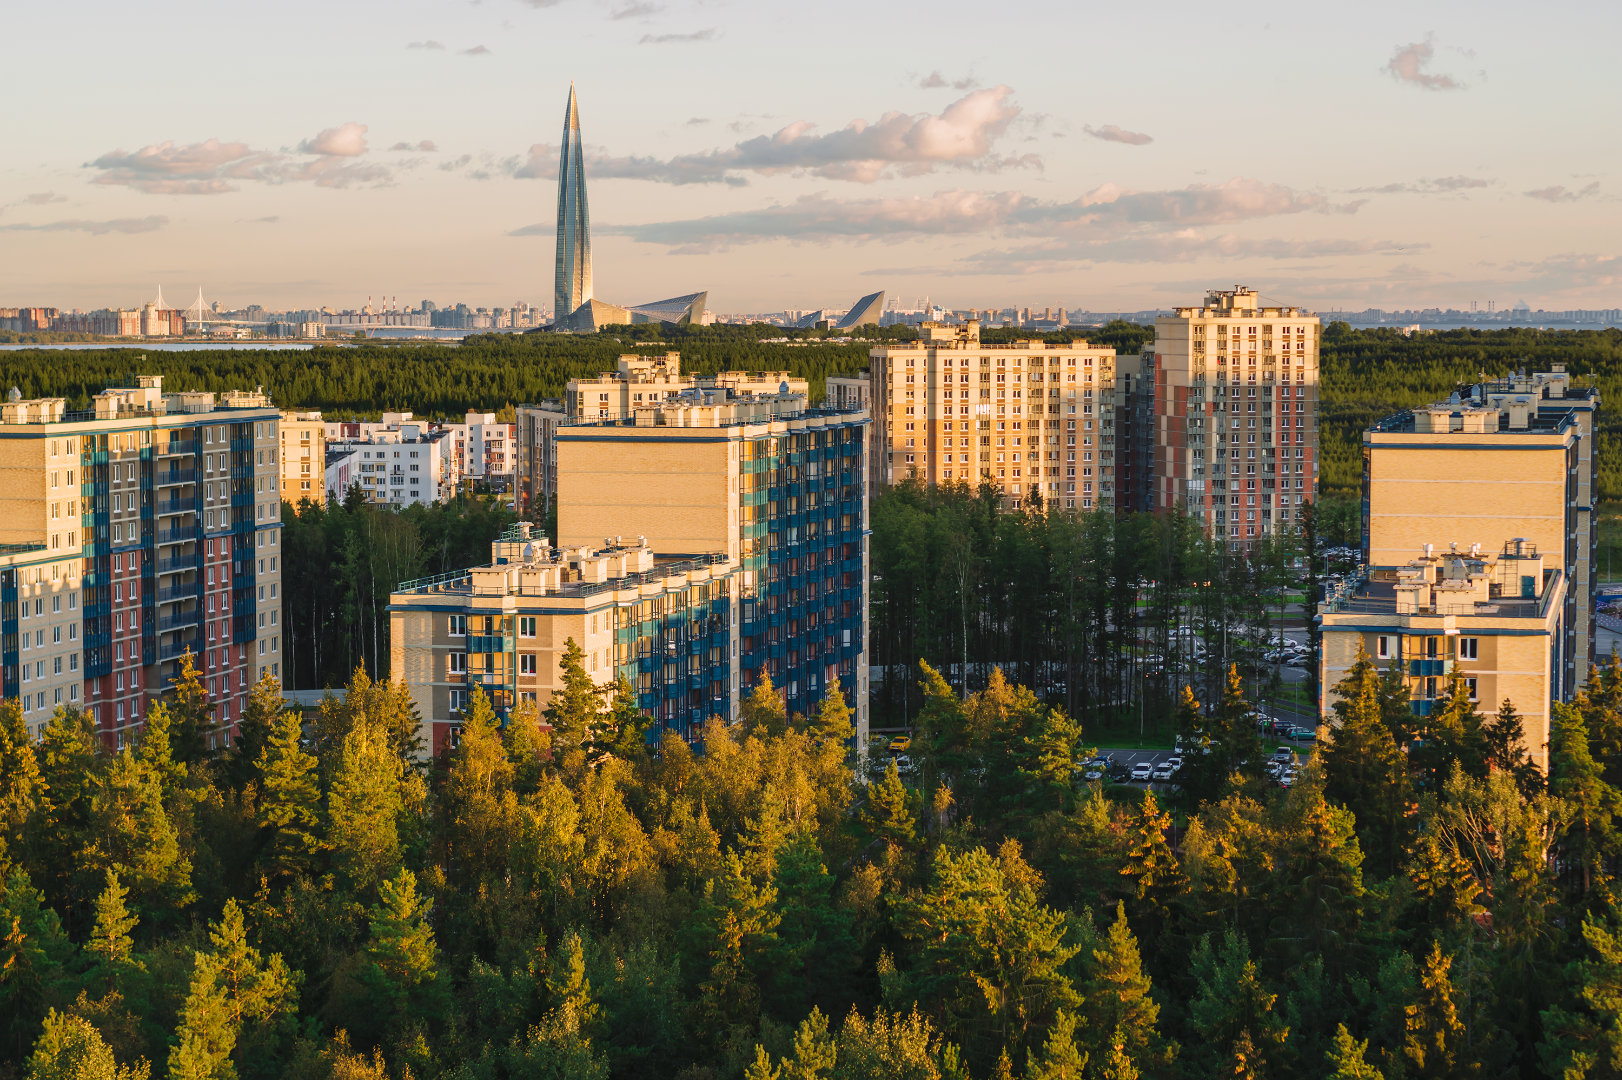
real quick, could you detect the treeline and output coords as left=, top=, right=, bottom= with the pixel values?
left=280, top=493, right=516, bottom=691
left=870, top=480, right=1311, bottom=732
left=4, top=625, right=1622, bottom=1079
left=1319, top=323, right=1622, bottom=497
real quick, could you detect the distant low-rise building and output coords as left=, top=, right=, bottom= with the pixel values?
left=325, top=423, right=454, bottom=507
left=278, top=412, right=327, bottom=506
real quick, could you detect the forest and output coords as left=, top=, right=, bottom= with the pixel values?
left=3, top=612, right=1620, bottom=1080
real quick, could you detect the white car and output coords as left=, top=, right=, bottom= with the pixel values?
left=1131, top=762, right=1154, bottom=782
left=1151, top=762, right=1176, bottom=781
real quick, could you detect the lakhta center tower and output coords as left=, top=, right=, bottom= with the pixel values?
left=554, top=82, right=591, bottom=327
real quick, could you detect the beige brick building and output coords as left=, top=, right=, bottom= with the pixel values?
left=1361, top=366, right=1598, bottom=698
left=1137, top=287, right=1321, bottom=547
left=1320, top=539, right=1565, bottom=769
left=279, top=411, right=327, bottom=506
left=867, top=321, right=1119, bottom=510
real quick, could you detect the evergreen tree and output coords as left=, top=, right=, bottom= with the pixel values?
left=223, top=672, right=283, bottom=793
left=1024, top=1010, right=1087, bottom=1080
left=167, top=652, right=220, bottom=766
left=771, top=829, right=859, bottom=1019
left=602, top=676, right=649, bottom=765
left=254, top=710, right=323, bottom=882
left=0, top=699, right=43, bottom=880
left=1481, top=697, right=1544, bottom=798
left=782, top=1008, right=836, bottom=1080
left=1411, top=664, right=1486, bottom=788
left=0, top=869, right=74, bottom=1065
left=688, top=851, right=781, bottom=1041
left=27, top=707, right=100, bottom=911
left=438, top=688, right=516, bottom=886
left=80, top=747, right=195, bottom=923
left=545, top=930, right=600, bottom=1032
left=1321, top=643, right=1410, bottom=873
left=1187, top=931, right=1289, bottom=1080
left=1325, top=1024, right=1383, bottom=1080
left=1118, top=791, right=1186, bottom=937
left=85, top=870, right=140, bottom=976
left=1079, top=902, right=1176, bottom=1077
left=135, top=702, right=185, bottom=799
left=859, top=758, right=920, bottom=851
left=1549, top=701, right=1619, bottom=897
left=809, top=684, right=852, bottom=746
left=167, top=900, right=298, bottom=1080
left=360, top=868, right=442, bottom=1024
left=1402, top=943, right=1463, bottom=1080
left=326, top=719, right=403, bottom=895
left=26, top=1009, right=149, bottom=1080
left=1539, top=898, right=1622, bottom=1080
left=742, top=1043, right=782, bottom=1080
left=545, top=638, right=603, bottom=779
left=741, top=674, right=789, bottom=739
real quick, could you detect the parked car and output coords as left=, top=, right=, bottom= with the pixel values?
left=1131, top=761, right=1154, bottom=782
left=888, top=735, right=911, bottom=753
left=1152, top=762, right=1176, bottom=781
left=1107, top=761, right=1132, bottom=783
left=1274, top=746, right=1295, bottom=763
left=1289, top=726, right=1317, bottom=742
left=1164, top=756, right=1183, bottom=772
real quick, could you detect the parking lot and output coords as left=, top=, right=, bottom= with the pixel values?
left=1089, top=742, right=1313, bottom=792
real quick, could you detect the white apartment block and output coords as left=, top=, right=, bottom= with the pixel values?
left=325, top=425, right=454, bottom=507
left=279, top=411, right=328, bottom=506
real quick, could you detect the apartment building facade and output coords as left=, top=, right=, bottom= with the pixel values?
left=324, top=425, right=454, bottom=507
left=555, top=390, right=871, bottom=742
left=390, top=527, right=740, bottom=756
left=279, top=411, right=327, bottom=506
left=867, top=321, right=1118, bottom=510
left=1141, top=288, right=1321, bottom=547
left=514, top=401, right=565, bottom=519
left=0, top=377, right=284, bottom=746
left=1360, top=368, right=1598, bottom=699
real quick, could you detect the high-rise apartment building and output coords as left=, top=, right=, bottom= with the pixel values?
left=393, top=387, right=871, bottom=752
left=516, top=354, right=809, bottom=519
left=555, top=390, right=871, bottom=740
left=1142, top=287, right=1321, bottom=547
left=1358, top=366, right=1598, bottom=699
left=867, top=321, right=1118, bottom=510
left=0, top=376, right=284, bottom=746
left=279, top=411, right=327, bottom=506
left=324, top=424, right=454, bottom=507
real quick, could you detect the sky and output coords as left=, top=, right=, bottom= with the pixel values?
left=1, top=0, right=1619, bottom=315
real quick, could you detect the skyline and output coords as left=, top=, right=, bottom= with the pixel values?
left=1, top=0, right=1619, bottom=313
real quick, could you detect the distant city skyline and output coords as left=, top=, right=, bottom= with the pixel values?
left=1, top=0, right=1618, bottom=312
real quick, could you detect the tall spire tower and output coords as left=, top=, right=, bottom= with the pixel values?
left=554, top=82, right=591, bottom=328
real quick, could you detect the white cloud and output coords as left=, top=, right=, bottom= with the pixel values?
left=89, top=124, right=395, bottom=193
left=390, top=140, right=437, bottom=152
left=608, top=177, right=1360, bottom=253
left=462, top=45, right=491, bottom=56
left=918, top=71, right=977, bottom=90
left=298, top=122, right=368, bottom=157
left=406, top=40, right=444, bottom=49
left=508, top=87, right=1036, bottom=186
left=639, top=28, right=715, bottom=44
left=1525, top=182, right=1602, bottom=203
left=1350, top=175, right=1491, bottom=194
left=0, top=216, right=168, bottom=235
left=612, top=1, right=662, bottom=18
left=1084, top=124, right=1153, bottom=146
left=22, top=192, right=67, bottom=205
left=1385, top=37, right=1464, bottom=90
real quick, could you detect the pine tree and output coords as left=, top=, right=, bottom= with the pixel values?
left=1119, top=790, right=1186, bottom=935
left=505, top=695, right=551, bottom=796
left=782, top=1008, right=836, bottom=1080
left=81, top=748, right=195, bottom=923
left=545, top=930, right=600, bottom=1032
left=439, top=688, right=516, bottom=886
left=687, top=851, right=781, bottom=1042
left=1188, top=931, right=1289, bottom=1079
left=742, top=1043, right=782, bottom=1080
left=1322, top=643, right=1410, bottom=874
left=136, top=701, right=185, bottom=799
left=361, top=868, right=441, bottom=1023
left=254, top=710, right=323, bottom=882
left=28, top=707, right=100, bottom=908
left=223, top=671, right=283, bottom=793
left=1024, top=1010, right=1088, bottom=1080
left=0, top=869, right=74, bottom=1064
left=545, top=638, right=603, bottom=779
left=167, top=900, right=297, bottom=1080
left=86, top=870, right=140, bottom=974
left=741, top=673, right=788, bottom=738
left=167, top=651, right=220, bottom=766
left=1403, top=943, right=1463, bottom=1080
left=1481, top=697, right=1543, bottom=798
left=1325, top=1024, right=1383, bottom=1080
left=1411, top=664, right=1487, bottom=788
left=810, top=683, right=852, bottom=746
left=0, top=698, right=42, bottom=880
left=326, top=719, right=403, bottom=895
left=26, top=1008, right=150, bottom=1080
left=858, top=758, right=918, bottom=850
left=602, top=675, right=648, bottom=764
left=1080, top=902, right=1176, bottom=1077
left=1549, top=701, right=1619, bottom=897
left=771, top=829, right=858, bottom=1019
left=1538, top=898, right=1622, bottom=1080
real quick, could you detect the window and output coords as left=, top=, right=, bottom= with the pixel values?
left=519, top=616, right=536, bottom=637
left=1376, top=635, right=1390, bottom=659
left=449, top=690, right=468, bottom=713
left=520, top=654, right=537, bottom=675
left=450, top=615, right=467, bottom=636
left=1466, top=677, right=1478, bottom=701
left=449, top=652, right=468, bottom=674
left=1459, top=637, right=1478, bottom=660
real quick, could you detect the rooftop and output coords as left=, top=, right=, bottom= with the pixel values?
left=1367, top=364, right=1597, bottom=437
left=0, top=373, right=276, bottom=426
left=1322, top=540, right=1561, bottom=619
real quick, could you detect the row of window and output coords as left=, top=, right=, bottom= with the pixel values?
left=1374, top=635, right=1481, bottom=660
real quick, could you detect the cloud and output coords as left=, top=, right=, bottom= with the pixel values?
left=90, top=125, right=397, bottom=193
left=22, top=192, right=66, bottom=205
left=440, top=154, right=474, bottom=171
left=461, top=45, right=491, bottom=56
left=514, top=86, right=1033, bottom=186
left=1526, top=182, right=1602, bottom=203
left=390, top=140, right=437, bottom=152
left=686, top=117, right=710, bottom=126
left=861, top=234, right=1426, bottom=276
left=299, top=122, right=368, bottom=157
left=1350, top=175, right=1491, bottom=194
left=251, top=216, right=279, bottom=223
left=1084, top=124, right=1153, bottom=146
left=1385, top=37, right=1464, bottom=90
left=639, top=28, right=715, bottom=44
left=612, top=1, right=662, bottom=17
left=406, top=40, right=444, bottom=49
left=0, top=216, right=168, bottom=235
left=918, top=71, right=977, bottom=90
left=608, top=177, right=1355, bottom=252
left=507, top=223, right=551, bottom=236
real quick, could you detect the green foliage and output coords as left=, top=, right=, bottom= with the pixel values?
left=26, top=1008, right=149, bottom=1080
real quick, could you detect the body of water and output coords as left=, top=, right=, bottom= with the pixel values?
left=0, top=342, right=321, bottom=352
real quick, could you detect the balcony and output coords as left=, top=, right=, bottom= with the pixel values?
left=157, top=584, right=200, bottom=604
left=156, top=556, right=198, bottom=575
left=159, top=638, right=203, bottom=662
left=154, top=526, right=199, bottom=546
left=155, top=499, right=196, bottom=517
left=159, top=609, right=201, bottom=632
left=468, top=634, right=514, bottom=653
left=156, top=469, right=197, bottom=487
left=159, top=439, right=199, bottom=458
